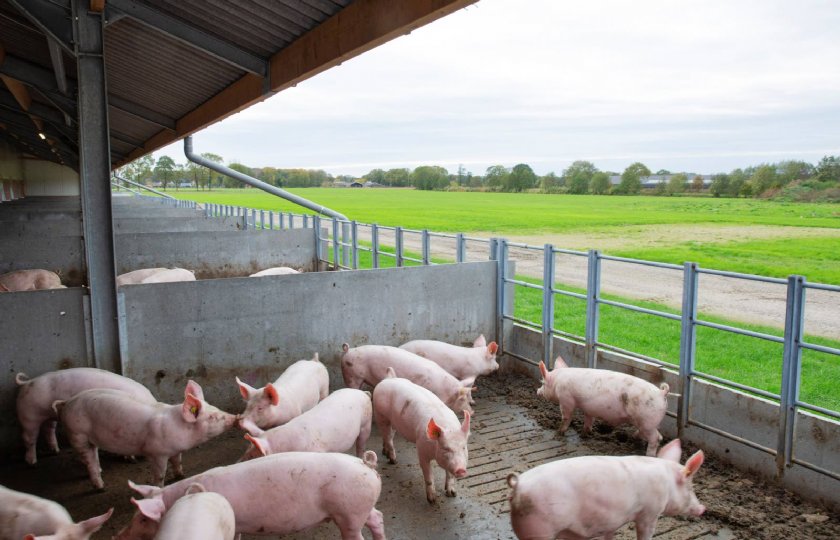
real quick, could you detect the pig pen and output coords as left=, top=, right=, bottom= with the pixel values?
left=2, top=367, right=840, bottom=539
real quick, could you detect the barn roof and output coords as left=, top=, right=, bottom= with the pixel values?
left=0, top=0, right=476, bottom=169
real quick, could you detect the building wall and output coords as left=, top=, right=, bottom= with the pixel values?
left=22, top=160, right=80, bottom=196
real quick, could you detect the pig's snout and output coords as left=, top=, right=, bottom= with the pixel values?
left=454, top=468, right=467, bottom=479
left=692, top=504, right=706, bottom=517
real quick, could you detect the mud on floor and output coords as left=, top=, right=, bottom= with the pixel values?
left=1, top=370, right=838, bottom=539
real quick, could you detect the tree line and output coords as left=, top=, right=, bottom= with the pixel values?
left=117, top=153, right=840, bottom=202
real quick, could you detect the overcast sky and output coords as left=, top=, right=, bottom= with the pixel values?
left=152, top=0, right=840, bottom=177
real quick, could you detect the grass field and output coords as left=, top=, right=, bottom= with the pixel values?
left=167, top=188, right=840, bottom=283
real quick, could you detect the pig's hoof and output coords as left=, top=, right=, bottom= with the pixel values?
left=445, top=489, right=457, bottom=498
left=426, top=494, right=437, bottom=505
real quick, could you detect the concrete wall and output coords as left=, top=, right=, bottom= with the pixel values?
left=114, top=216, right=246, bottom=234
left=0, top=139, right=23, bottom=183
left=114, top=229, right=318, bottom=277
left=0, top=288, right=91, bottom=459
left=118, top=261, right=497, bottom=411
left=0, top=236, right=86, bottom=286
left=22, top=161, right=80, bottom=196
left=504, top=324, right=840, bottom=511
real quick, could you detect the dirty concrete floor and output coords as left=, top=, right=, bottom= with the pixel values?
left=2, top=371, right=839, bottom=539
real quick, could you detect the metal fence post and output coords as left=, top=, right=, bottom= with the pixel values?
left=678, top=262, right=699, bottom=437
left=279, top=212, right=285, bottom=229
left=422, top=229, right=431, bottom=265
left=289, top=214, right=294, bottom=229
left=341, top=221, right=351, bottom=268
left=496, top=239, right=508, bottom=354
left=542, top=244, right=556, bottom=369
left=778, top=275, right=806, bottom=475
left=260, top=210, right=265, bottom=230
left=242, top=208, right=248, bottom=230
left=313, top=215, right=322, bottom=265
left=456, top=233, right=466, bottom=263
left=269, top=211, right=274, bottom=230
left=351, top=221, right=359, bottom=270
left=395, top=226, right=404, bottom=267
left=304, top=215, right=310, bottom=228
left=332, top=219, right=339, bottom=269
left=585, top=250, right=601, bottom=369
left=372, top=224, right=380, bottom=269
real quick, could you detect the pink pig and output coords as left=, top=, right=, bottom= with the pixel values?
left=249, top=266, right=299, bottom=276
left=236, top=354, right=329, bottom=429
left=239, top=387, right=372, bottom=461
left=115, top=451, right=386, bottom=540
left=399, top=334, right=499, bottom=382
left=538, top=357, right=669, bottom=456
left=0, top=484, right=112, bottom=540
left=127, top=484, right=236, bottom=540
left=372, top=368, right=471, bottom=504
left=55, top=380, right=237, bottom=488
left=15, top=367, right=157, bottom=465
left=342, top=343, right=474, bottom=415
left=0, top=269, right=65, bottom=292
left=116, top=268, right=168, bottom=286
left=139, top=268, right=196, bottom=283
left=507, top=439, right=705, bottom=540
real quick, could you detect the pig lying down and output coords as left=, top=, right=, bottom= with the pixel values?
left=116, top=451, right=386, bottom=540
left=399, top=334, right=499, bottom=381
left=0, top=269, right=65, bottom=291
left=239, top=387, right=372, bottom=461
left=116, top=267, right=196, bottom=285
left=15, top=367, right=157, bottom=465
left=55, top=380, right=237, bottom=488
left=115, top=268, right=169, bottom=286
left=538, top=357, right=669, bottom=456
left=249, top=266, right=299, bottom=277
left=0, top=484, right=112, bottom=540
left=507, top=439, right=705, bottom=540
left=127, top=483, right=236, bottom=540
left=373, top=368, right=471, bottom=504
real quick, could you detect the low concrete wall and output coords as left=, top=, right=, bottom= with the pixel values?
left=114, top=216, right=246, bottom=234
left=114, top=229, right=317, bottom=277
left=0, top=236, right=86, bottom=286
left=118, top=261, right=497, bottom=411
left=0, top=219, right=83, bottom=237
left=0, top=288, right=90, bottom=459
left=504, top=324, right=840, bottom=511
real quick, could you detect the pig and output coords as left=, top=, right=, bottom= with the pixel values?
left=0, top=269, right=65, bottom=291
left=139, top=268, right=196, bottom=284
left=239, top=388, right=372, bottom=461
left=342, top=343, right=474, bottom=415
left=54, top=380, right=237, bottom=489
left=507, top=439, right=705, bottom=540
left=127, top=483, right=236, bottom=540
left=236, top=354, right=329, bottom=429
left=372, top=368, right=471, bottom=503
left=115, top=451, right=386, bottom=540
left=537, top=357, right=669, bottom=456
left=15, top=367, right=157, bottom=465
left=116, top=268, right=168, bottom=286
left=249, top=266, right=299, bottom=277
left=399, top=334, right=499, bottom=382
left=0, top=484, right=112, bottom=540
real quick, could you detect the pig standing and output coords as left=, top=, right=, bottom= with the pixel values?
left=399, top=334, right=499, bottom=382
left=342, top=343, right=474, bottom=415
left=15, top=367, right=157, bottom=465
left=127, top=483, right=236, bottom=540
left=0, top=484, right=112, bottom=540
left=507, top=439, right=705, bottom=540
left=139, top=268, right=196, bottom=284
left=55, top=380, right=237, bottom=488
left=538, top=357, right=669, bottom=456
left=236, top=354, right=329, bottom=429
left=116, top=268, right=168, bottom=286
left=115, top=451, right=386, bottom=540
left=239, top=388, right=372, bottom=461
left=249, top=267, right=299, bottom=277
left=373, top=369, right=471, bottom=504
left=0, top=269, right=64, bottom=291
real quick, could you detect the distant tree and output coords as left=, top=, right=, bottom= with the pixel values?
left=364, top=168, right=387, bottom=185
left=816, top=155, right=840, bottom=183
left=154, top=155, right=176, bottom=190
left=748, top=165, right=777, bottom=196
left=484, top=165, right=509, bottom=191
left=615, top=162, right=650, bottom=194
left=777, top=160, right=815, bottom=186
left=335, top=174, right=356, bottom=184
left=384, top=168, right=410, bottom=187
left=655, top=169, right=671, bottom=175
left=691, top=175, right=704, bottom=192
left=506, top=163, right=538, bottom=192
left=728, top=168, right=749, bottom=197
left=200, top=153, right=224, bottom=189
left=411, top=165, right=449, bottom=190
left=124, top=154, right=154, bottom=184
left=540, top=172, right=560, bottom=192
left=654, top=180, right=667, bottom=196
left=564, top=160, right=597, bottom=194
left=590, top=172, right=610, bottom=194
left=666, top=173, right=687, bottom=196
left=709, top=173, right=730, bottom=197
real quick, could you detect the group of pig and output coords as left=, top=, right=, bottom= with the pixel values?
left=2, top=334, right=708, bottom=540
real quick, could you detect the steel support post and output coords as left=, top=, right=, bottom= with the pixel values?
left=584, top=250, right=601, bottom=369
left=395, top=227, right=404, bottom=267
left=495, top=239, right=508, bottom=354
left=304, top=215, right=310, bottom=228
left=678, top=262, right=699, bottom=436
left=72, top=0, right=120, bottom=371
left=351, top=221, right=359, bottom=270
left=542, top=244, right=555, bottom=369
left=456, top=233, right=466, bottom=263
left=777, top=275, right=806, bottom=475
left=372, top=224, right=380, bottom=269
left=313, top=216, right=322, bottom=264
left=341, top=221, right=351, bottom=268
left=332, top=219, right=339, bottom=269
left=422, top=229, right=430, bottom=265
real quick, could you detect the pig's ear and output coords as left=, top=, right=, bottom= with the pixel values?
left=185, top=483, right=206, bottom=495
left=128, top=480, right=161, bottom=499
left=77, top=507, right=113, bottom=535
left=0, top=283, right=9, bottom=292
left=539, top=361, right=549, bottom=381
left=185, top=380, right=204, bottom=401
left=683, top=450, right=705, bottom=478
left=657, top=438, right=682, bottom=462
left=426, top=418, right=442, bottom=440
left=461, top=410, right=471, bottom=434
left=238, top=417, right=263, bottom=437
left=487, top=341, right=498, bottom=355
left=263, top=383, right=280, bottom=406
left=132, top=497, right=165, bottom=522
left=237, top=377, right=256, bottom=401
left=244, top=434, right=268, bottom=456
left=182, top=393, right=202, bottom=423
left=554, top=355, right=568, bottom=369
left=385, top=367, right=397, bottom=379
left=473, top=334, right=486, bottom=348
left=461, top=376, right=476, bottom=387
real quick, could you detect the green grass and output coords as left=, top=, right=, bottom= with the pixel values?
left=168, top=188, right=840, bottom=284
